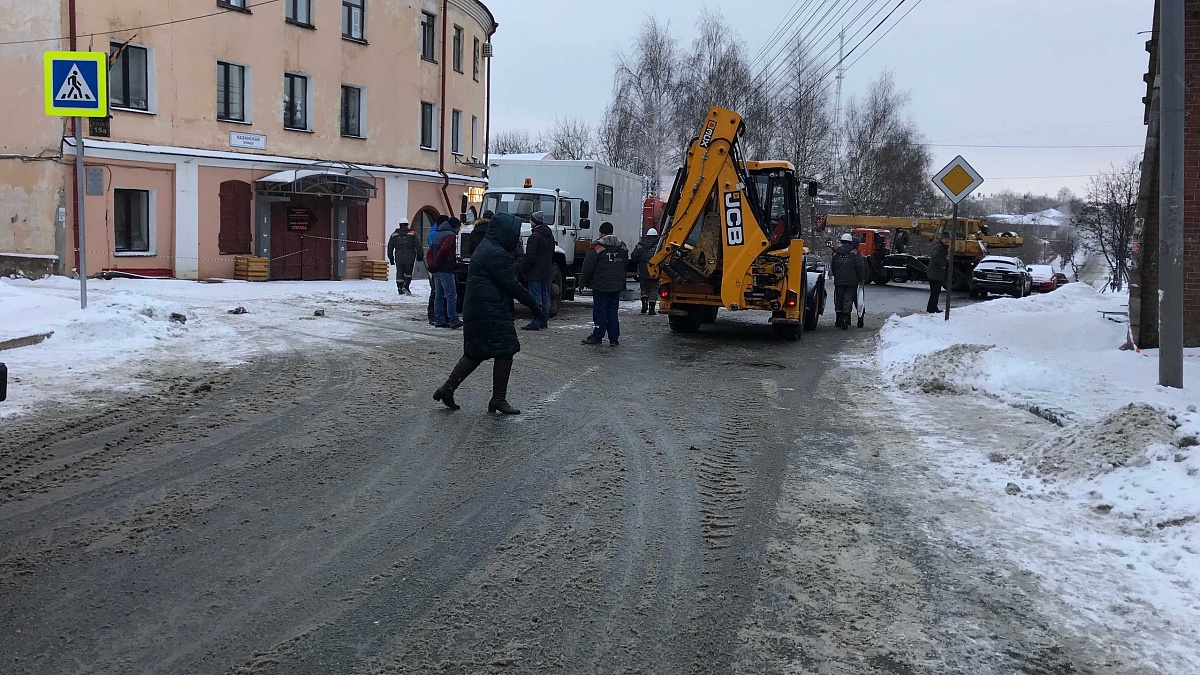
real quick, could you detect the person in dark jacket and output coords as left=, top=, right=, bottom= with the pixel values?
left=520, top=211, right=556, bottom=331
left=433, top=213, right=545, bottom=415
left=892, top=227, right=909, bottom=254
left=926, top=231, right=950, bottom=313
left=428, top=217, right=463, bottom=328
left=579, top=222, right=629, bottom=346
left=387, top=219, right=422, bottom=295
left=468, top=210, right=494, bottom=256
left=630, top=228, right=660, bottom=315
left=831, top=232, right=867, bottom=330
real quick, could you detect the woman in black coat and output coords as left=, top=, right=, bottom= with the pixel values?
left=433, top=213, right=545, bottom=414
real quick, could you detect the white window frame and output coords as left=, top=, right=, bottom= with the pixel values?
left=341, top=84, right=366, bottom=138
left=342, top=0, right=365, bottom=41
left=113, top=187, right=157, bottom=256
left=109, top=41, right=157, bottom=114
left=451, top=109, right=463, bottom=155
left=283, top=71, right=313, bottom=132
left=420, top=101, right=437, bottom=151
left=216, top=60, right=252, bottom=124
left=452, top=25, right=464, bottom=73
left=473, top=37, right=480, bottom=81
left=218, top=0, right=249, bottom=10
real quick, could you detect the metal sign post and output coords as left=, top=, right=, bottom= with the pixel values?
left=932, top=155, right=984, bottom=320
left=44, top=51, right=108, bottom=309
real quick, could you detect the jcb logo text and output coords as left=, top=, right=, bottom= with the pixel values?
left=724, top=191, right=744, bottom=246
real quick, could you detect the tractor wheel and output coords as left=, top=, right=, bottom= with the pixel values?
left=668, top=306, right=703, bottom=334
left=803, top=296, right=820, bottom=331
left=699, top=305, right=719, bottom=324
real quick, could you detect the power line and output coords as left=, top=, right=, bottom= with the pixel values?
left=0, top=0, right=282, bottom=47
left=926, top=143, right=1143, bottom=149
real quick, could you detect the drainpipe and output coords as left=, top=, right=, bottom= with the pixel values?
left=437, top=0, right=453, bottom=215
left=68, top=0, right=80, bottom=275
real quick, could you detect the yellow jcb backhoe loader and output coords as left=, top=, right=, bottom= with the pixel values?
left=647, top=107, right=827, bottom=340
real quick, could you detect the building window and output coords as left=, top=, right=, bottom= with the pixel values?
left=347, top=203, right=368, bottom=251
left=342, top=0, right=364, bottom=40
left=216, top=61, right=246, bottom=122
left=110, top=42, right=149, bottom=111
left=218, top=0, right=249, bottom=11
left=471, top=115, right=478, bottom=157
left=285, top=0, right=312, bottom=26
left=341, top=85, right=364, bottom=137
left=284, top=73, right=309, bottom=131
left=218, top=181, right=253, bottom=255
left=473, top=37, right=480, bottom=81
left=453, top=26, right=464, bottom=73
left=114, top=189, right=151, bottom=253
left=420, top=12, right=436, bottom=62
left=596, top=184, right=614, bottom=215
left=420, top=102, right=436, bottom=150
left=451, top=109, right=462, bottom=155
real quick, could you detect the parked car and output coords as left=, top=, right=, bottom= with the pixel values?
left=1027, top=264, right=1057, bottom=292
left=970, top=255, right=1032, bottom=298
left=1052, top=272, right=1069, bottom=287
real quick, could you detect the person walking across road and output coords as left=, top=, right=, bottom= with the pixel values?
left=631, top=228, right=661, bottom=315
left=427, top=214, right=449, bottom=324
left=387, top=219, right=421, bottom=296
left=433, top=213, right=545, bottom=415
left=831, top=232, right=867, bottom=330
left=428, top=217, right=463, bottom=328
left=520, top=211, right=555, bottom=331
left=579, top=222, right=629, bottom=346
left=926, top=231, right=950, bottom=313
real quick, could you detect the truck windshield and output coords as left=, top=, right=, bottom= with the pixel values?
left=482, top=193, right=556, bottom=225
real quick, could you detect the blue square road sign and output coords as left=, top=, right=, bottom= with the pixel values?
left=44, top=51, right=108, bottom=117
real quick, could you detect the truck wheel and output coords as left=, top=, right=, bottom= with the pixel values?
left=550, top=266, right=563, bottom=318
left=668, top=306, right=702, bottom=334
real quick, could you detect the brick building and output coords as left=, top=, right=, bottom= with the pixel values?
left=1132, top=0, right=1200, bottom=347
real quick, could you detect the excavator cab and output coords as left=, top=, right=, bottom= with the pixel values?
left=744, top=162, right=802, bottom=251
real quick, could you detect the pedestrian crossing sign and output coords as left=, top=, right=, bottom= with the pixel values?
left=44, top=51, right=107, bottom=117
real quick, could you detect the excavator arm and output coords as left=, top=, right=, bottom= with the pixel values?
left=648, top=108, right=782, bottom=310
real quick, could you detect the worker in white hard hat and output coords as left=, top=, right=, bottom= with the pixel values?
left=631, top=227, right=662, bottom=315
left=831, top=232, right=867, bottom=329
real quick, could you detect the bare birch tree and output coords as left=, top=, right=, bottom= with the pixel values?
left=774, top=43, right=835, bottom=181
left=539, top=117, right=595, bottom=160
left=597, top=18, right=680, bottom=193
left=1076, top=157, right=1141, bottom=291
left=490, top=128, right=540, bottom=156
left=836, top=72, right=932, bottom=216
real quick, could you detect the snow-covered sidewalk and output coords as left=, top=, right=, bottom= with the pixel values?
left=878, top=283, right=1200, bottom=672
left=0, top=275, right=428, bottom=417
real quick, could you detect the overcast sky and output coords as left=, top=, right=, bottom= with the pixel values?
left=483, top=0, right=1154, bottom=199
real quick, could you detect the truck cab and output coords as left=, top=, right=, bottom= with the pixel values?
left=457, top=186, right=591, bottom=316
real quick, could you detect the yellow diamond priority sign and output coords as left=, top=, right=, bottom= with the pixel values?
left=932, top=155, right=983, bottom=204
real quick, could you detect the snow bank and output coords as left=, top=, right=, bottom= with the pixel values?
left=879, top=282, right=1200, bottom=669
left=0, top=275, right=428, bottom=416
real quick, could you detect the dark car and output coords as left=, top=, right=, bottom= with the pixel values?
left=1053, top=272, right=1069, bottom=287
left=970, top=255, right=1031, bottom=299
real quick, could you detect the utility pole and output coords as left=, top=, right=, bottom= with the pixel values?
left=833, top=27, right=845, bottom=166
left=1159, top=0, right=1184, bottom=388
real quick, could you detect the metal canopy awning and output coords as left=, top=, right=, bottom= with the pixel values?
left=256, top=162, right=378, bottom=199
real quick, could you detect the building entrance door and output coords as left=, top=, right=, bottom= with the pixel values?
left=270, top=197, right=333, bottom=280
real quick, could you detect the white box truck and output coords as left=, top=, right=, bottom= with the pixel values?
left=457, top=156, right=643, bottom=316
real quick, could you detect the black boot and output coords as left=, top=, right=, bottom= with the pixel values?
left=648, top=301, right=657, bottom=316
left=640, top=298, right=648, bottom=314
left=487, top=358, right=521, bottom=415
left=433, top=356, right=481, bottom=410
left=396, top=282, right=405, bottom=297
left=839, top=313, right=850, bottom=330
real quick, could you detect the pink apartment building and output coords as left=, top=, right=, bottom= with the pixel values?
left=0, top=0, right=496, bottom=280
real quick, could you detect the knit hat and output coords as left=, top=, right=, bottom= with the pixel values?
left=599, top=222, right=614, bottom=235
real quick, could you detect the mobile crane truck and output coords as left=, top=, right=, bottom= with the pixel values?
left=825, top=215, right=1024, bottom=290
left=647, top=107, right=827, bottom=341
